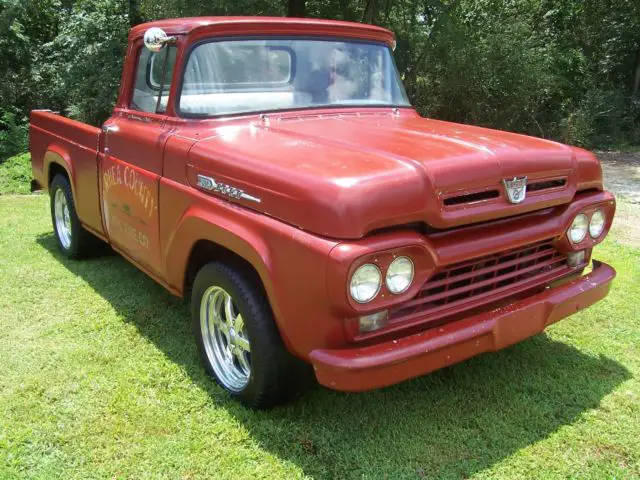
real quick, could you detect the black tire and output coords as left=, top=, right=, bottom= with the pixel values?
left=191, top=262, right=304, bottom=408
left=49, top=174, right=99, bottom=258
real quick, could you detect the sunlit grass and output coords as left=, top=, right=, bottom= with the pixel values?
left=1, top=194, right=638, bottom=479
left=0, top=153, right=31, bottom=196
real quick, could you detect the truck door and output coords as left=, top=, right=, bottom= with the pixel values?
left=100, top=43, right=177, bottom=276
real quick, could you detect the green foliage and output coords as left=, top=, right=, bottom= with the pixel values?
left=566, top=88, right=640, bottom=147
left=139, top=0, right=283, bottom=18
left=50, top=0, right=129, bottom=125
left=0, top=112, right=28, bottom=161
left=0, top=0, right=68, bottom=115
left=0, top=0, right=638, bottom=156
left=0, top=152, right=32, bottom=194
left=0, top=0, right=70, bottom=161
left=393, top=0, right=640, bottom=147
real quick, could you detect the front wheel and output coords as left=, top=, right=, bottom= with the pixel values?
left=191, top=262, right=303, bottom=408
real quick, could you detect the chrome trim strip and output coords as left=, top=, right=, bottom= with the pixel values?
left=196, top=174, right=261, bottom=204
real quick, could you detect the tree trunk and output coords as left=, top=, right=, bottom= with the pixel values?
left=129, top=0, right=143, bottom=27
left=340, top=0, right=352, bottom=21
left=287, top=0, right=306, bottom=17
left=633, top=48, right=640, bottom=97
left=383, top=0, right=393, bottom=24
left=362, top=0, right=379, bottom=24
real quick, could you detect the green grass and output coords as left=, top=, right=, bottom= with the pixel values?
left=0, top=153, right=32, bottom=195
left=1, top=194, right=639, bottom=479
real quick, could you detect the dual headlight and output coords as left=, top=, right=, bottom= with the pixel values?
left=349, top=257, right=414, bottom=303
left=568, top=209, right=606, bottom=244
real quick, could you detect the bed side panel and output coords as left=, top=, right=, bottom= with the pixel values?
left=29, top=110, right=105, bottom=235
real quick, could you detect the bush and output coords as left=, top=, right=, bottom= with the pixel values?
left=399, top=0, right=640, bottom=147
left=0, top=112, right=28, bottom=162
left=0, top=153, right=32, bottom=195
left=564, top=88, right=640, bottom=148
left=51, top=0, right=130, bottom=126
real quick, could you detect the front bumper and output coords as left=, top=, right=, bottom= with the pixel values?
left=310, top=260, right=615, bottom=392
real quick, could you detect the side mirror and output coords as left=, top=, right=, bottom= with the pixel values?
left=144, top=27, right=175, bottom=52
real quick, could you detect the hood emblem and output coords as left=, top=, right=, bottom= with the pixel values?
left=502, top=176, right=528, bottom=204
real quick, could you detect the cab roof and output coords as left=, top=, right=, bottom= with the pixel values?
left=129, top=16, right=395, bottom=47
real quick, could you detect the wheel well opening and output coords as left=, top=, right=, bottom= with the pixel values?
left=184, top=240, right=265, bottom=297
left=48, top=162, right=68, bottom=186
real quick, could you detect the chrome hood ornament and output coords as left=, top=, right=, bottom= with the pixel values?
left=502, top=176, right=527, bottom=204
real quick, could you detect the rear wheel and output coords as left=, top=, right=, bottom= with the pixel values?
left=191, top=262, right=303, bottom=408
left=50, top=174, right=99, bottom=258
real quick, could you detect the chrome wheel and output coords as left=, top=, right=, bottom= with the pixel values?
left=54, top=189, right=72, bottom=249
left=200, top=286, right=251, bottom=392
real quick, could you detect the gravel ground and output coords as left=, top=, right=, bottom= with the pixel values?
left=597, top=151, right=640, bottom=248
left=598, top=151, right=640, bottom=204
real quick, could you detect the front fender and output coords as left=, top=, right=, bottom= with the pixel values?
left=159, top=180, right=340, bottom=358
left=163, top=202, right=313, bottom=356
left=163, top=204, right=274, bottom=301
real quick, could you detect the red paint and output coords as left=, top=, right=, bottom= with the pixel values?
left=29, top=17, right=616, bottom=392
left=311, top=261, right=615, bottom=391
left=100, top=114, right=170, bottom=274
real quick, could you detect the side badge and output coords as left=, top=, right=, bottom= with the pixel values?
left=197, top=174, right=261, bottom=204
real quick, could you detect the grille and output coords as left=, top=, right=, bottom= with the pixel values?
left=527, top=178, right=567, bottom=193
left=389, top=240, right=571, bottom=325
left=443, top=189, right=499, bottom=206
left=442, top=177, right=567, bottom=207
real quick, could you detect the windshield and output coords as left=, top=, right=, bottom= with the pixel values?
left=179, top=39, right=410, bottom=117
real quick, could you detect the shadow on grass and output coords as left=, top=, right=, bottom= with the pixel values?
left=37, top=233, right=631, bottom=479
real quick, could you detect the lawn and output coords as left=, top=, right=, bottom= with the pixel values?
left=1, top=193, right=639, bottom=479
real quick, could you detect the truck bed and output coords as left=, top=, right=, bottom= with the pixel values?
left=29, top=110, right=105, bottom=236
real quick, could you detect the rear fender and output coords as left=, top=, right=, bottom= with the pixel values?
left=44, top=146, right=75, bottom=198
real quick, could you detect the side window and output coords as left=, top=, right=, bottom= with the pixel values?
left=131, top=46, right=177, bottom=113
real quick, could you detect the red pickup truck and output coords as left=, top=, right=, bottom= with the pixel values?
left=30, top=16, right=616, bottom=408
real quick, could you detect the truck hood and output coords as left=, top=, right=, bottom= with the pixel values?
left=186, top=110, right=603, bottom=239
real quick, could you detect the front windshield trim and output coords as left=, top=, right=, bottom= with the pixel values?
left=175, top=35, right=411, bottom=119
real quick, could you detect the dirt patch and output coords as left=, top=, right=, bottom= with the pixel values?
left=608, top=201, right=640, bottom=249
left=597, top=151, right=640, bottom=204
left=596, top=151, right=640, bottom=248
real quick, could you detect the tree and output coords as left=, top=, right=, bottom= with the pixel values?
left=1, top=0, right=639, bottom=159
left=129, top=0, right=143, bottom=26
left=287, top=0, right=305, bottom=17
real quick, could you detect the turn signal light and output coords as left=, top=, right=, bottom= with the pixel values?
left=567, top=250, right=586, bottom=267
left=358, top=310, right=388, bottom=333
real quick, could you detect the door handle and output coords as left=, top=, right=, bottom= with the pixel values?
left=102, top=125, right=119, bottom=133
left=102, top=124, right=119, bottom=154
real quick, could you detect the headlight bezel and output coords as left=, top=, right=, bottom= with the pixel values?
left=565, top=203, right=612, bottom=249
left=349, top=263, right=382, bottom=304
left=343, top=246, right=435, bottom=309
